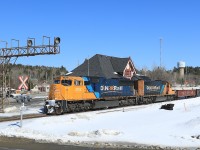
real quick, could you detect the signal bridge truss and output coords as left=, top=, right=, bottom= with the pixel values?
left=0, top=44, right=60, bottom=58
left=0, top=37, right=60, bottom=112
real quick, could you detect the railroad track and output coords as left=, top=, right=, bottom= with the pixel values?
left=0, top=113, right=47, bottom=122
left=0, top=97, right=191, bottom=123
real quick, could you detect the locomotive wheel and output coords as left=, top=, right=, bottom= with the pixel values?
left=55, top=106, right=63, bottom=115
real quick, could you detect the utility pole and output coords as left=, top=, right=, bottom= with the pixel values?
left=46, top=71, right=47, bottom=83
left=160, top=38, right=162, bottom=68
left=88, top=56, right=89, bottom=76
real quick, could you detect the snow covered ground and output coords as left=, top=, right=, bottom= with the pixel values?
left=0, top=97, right=200, bottom=149
left=0, top=94, right=47, bottom=117
left=0, top=102, right=43, bottom=117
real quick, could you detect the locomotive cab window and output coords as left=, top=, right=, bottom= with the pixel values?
left=74, top=80, right=82, bottom=86
left=54, top=80, right=60, bottom=84
left=61, top=80, right=72, bottom=86
left=84, top=81, right=90, bottom=85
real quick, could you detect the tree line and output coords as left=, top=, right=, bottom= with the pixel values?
left=3, top=63, right=200, bottom=90
left=138, top=66, right=200, bottom=86
left=8, top=64, right=68, bottom=89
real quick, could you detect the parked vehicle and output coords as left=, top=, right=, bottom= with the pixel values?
left=15, top=94, right=32, bottom=103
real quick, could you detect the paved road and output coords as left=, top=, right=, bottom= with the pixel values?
left=4, top=93, right=48, bottom=109
left=0, top=136, right=100, bottom=150
left=0, top=136, right=141, bottom=150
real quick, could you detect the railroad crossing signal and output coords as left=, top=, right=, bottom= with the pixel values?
left=18, top=76, right=29, bottom=90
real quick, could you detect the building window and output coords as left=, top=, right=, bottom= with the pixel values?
left=125, top=69, right=132, bottom=77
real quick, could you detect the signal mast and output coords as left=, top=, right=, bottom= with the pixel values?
left=0, top=36, right=61, bottom=112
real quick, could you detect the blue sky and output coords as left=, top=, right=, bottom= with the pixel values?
left=0, top=0, right=199, bottom=71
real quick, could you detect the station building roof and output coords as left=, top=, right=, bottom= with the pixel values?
left=70, top=54, right=139, bottom=79
left=70, top=54, right=150, bottom=81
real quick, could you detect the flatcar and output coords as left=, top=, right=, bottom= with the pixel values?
left=44, top=76, right=176, bottom=115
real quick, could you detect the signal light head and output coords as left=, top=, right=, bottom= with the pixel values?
left=54, top=37, right=60, bottom=45
left=27, top=40, right=33, bottom=47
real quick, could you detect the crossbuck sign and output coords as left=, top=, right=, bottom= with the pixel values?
left=18, top=76, right=29, bottom=90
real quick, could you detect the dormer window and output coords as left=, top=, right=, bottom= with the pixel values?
left=123, top=59, right=136, bottom=79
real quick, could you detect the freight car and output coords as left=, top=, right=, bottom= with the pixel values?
left=197, top=89, right=200, bottom=97
left=44, top=76, right=176, bottom=115
left=176, top=88, right=200, bottom=99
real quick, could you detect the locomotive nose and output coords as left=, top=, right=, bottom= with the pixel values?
left=49, top=84, right=61, bottom=100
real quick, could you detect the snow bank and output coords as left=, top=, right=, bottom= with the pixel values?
left=68, top=129, right=121, bottom=138
left=3, top=106, right=18, bottom=113
left=0, top=105, right=42, bottom=117
left=0, top=97, right=200, bottom=148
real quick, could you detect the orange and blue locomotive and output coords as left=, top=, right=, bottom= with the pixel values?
left=44, top=75, right=175, bottom=115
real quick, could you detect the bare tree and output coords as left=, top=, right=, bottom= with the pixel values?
left=148, top=66, right=172, bottom=81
